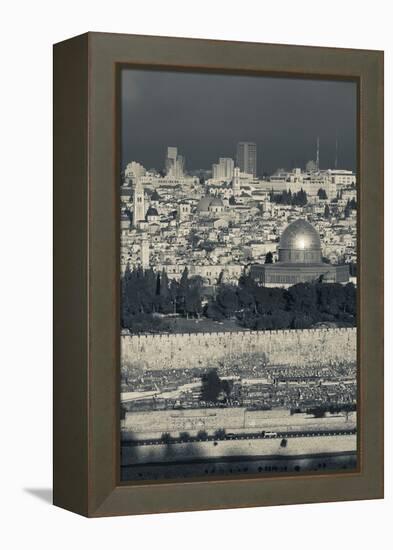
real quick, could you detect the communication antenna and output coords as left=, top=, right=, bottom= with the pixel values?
left=316, top=136, right=320, bottom=171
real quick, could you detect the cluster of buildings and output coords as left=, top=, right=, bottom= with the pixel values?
left=211, top=142, right=257, bottom=182
left=120, top=143, right=357, bottom=287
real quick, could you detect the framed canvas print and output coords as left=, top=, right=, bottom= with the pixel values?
left=53, top=32, right=384, bottom=517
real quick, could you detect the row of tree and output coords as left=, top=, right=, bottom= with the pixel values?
left=121, top=266, right=357, bottom=333
left=323, top=199, right=356, bottom=220
left=344, top=198, right=357, bottom=218
left=121, top=265, right=205, bottom=331
left=204, top=275, right=356, bottom=330
left=269, top=188, right=308, bottom=206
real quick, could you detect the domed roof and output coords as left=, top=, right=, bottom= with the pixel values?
left=146, top=206, right=159, bottom=217
left=279, top=219, right=321, bottom=251
left=278, top=219, right=322, bottom=264
left=209, top=196, right=224, bottom=207
left=197, top=196, right=212, bottom=212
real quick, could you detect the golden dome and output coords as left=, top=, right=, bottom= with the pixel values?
left=279, top=219, right=322, bottom=263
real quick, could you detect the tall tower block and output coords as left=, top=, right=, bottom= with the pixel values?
left=132, top=179, right=145, bottom=227
left=236, top=142, right=257, bottom=177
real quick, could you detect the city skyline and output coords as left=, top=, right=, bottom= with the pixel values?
left=123, top=144, right=356, bottom=182
left=121, top=69, right=357, bottom=174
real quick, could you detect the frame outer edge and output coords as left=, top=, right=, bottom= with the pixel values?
left=53, top=33, right=90, bottom=516
left=75, top=33, right=384, bottom=516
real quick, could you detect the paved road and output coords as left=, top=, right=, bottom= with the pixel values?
left=122, top=429, right=357, bottom=447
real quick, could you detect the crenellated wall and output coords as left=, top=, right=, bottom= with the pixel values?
left=121, top=328, right=356, bottom=370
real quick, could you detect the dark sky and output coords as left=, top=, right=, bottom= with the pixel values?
left=121, top=68, right=357, bottom=175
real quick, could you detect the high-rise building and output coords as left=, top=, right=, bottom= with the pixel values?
left=167, top=146, right=177, bottom=160
left=132, top=179, right=145, bottom=227
left=212, top=157, right=235, bottom=181
left=165, top=146, right=185, bottom=178
left=236, top=142, right=257, bottom=177
left=177, top=155, right=185, bottom=175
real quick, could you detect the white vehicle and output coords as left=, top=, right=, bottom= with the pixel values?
left=264, top=431, right=278, bottom=438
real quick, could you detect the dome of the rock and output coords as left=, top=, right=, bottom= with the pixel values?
left=279, top=219, right=322, bottom=263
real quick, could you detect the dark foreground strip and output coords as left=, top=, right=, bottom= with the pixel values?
left=121, top=450, right=357, bottom=468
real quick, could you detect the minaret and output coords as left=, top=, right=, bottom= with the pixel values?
left=232, top=167, right=241, bottom=196
left=140, top=234, right=149, bottom=269
left=316, top=136, right=320, bottom=172
left=132, top=178, right=145, bottom=227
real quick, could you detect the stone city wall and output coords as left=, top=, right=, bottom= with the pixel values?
left=121, top=328, right=356, bottom=371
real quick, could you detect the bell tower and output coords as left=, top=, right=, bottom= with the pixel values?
left=132, top=178, right=145, bottom=227
left=232, top=167, right=241, bottom=196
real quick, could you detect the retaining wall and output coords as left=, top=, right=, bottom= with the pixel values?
left=121, top=435, right=357, bottom=466
left=122, top=407, right=356, bottom=437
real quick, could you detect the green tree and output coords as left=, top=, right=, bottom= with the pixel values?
left=169, top=279, right=180, bottom=314
left=216, top=285, right=239, bottom=317
left=180, top=266, right=189, bottom=289
left=160, top=269, right=169, bottom=297
left=217, top=270, right=225, bottom=285
left=121, top=263, right=132, bottom=327
left=197, top=430, right=208, bottom=441
left=205, top=301, right=226, bottom=321
left=158, top=269, right=172, bottom=313
left=317, top=188, right=328, bottom=200
left=214, top=428, right=226, bottom=440
left=177, top=266, right=190, bottom=314
left=294, top=188, right=308, bottom=206
left=287, top=283, right=318, bottom=315
left=265, top=251, right=273, bottom=264
left=185, top=287, right=202, bottom=318
left=221, top=379, right=233, bottom=400
left=184, top=276, right=203, bottom=318
left=200, top=369, right=222, bottom=403
left=291, top=313, right=314, bottom=329
left=343, top=282, right=357, bottom=317
left=161, top=432, right=173, bottom=444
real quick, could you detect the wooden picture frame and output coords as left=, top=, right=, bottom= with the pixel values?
left=53, top=32, right=383, bottom=517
